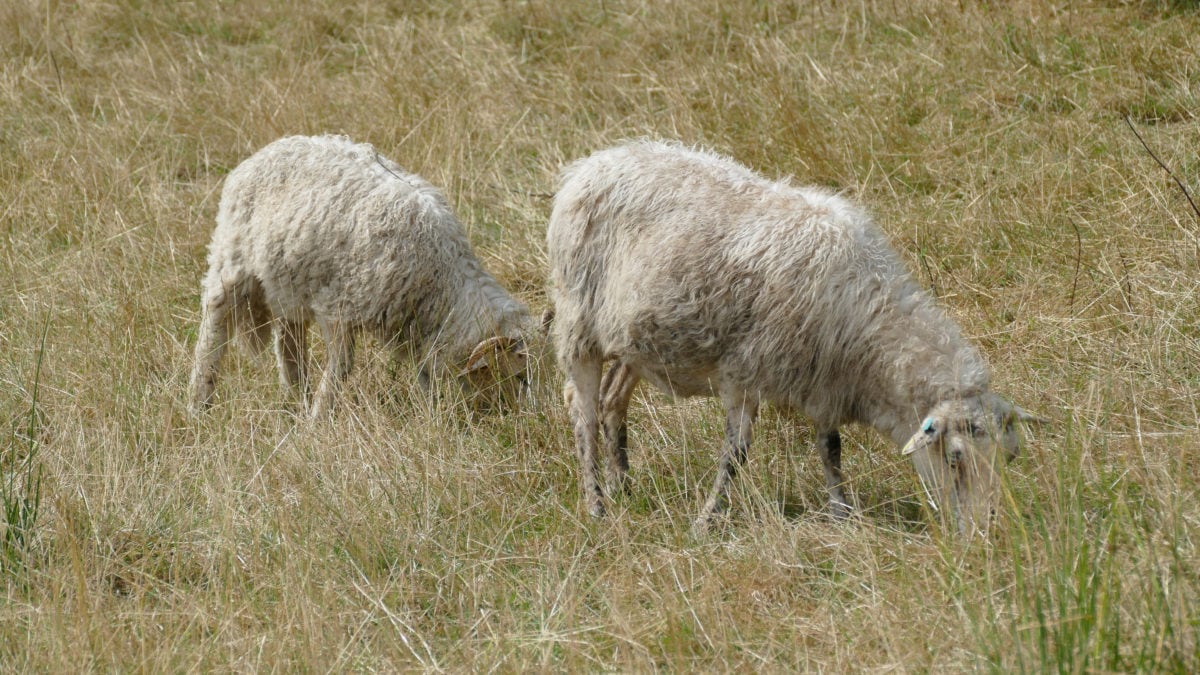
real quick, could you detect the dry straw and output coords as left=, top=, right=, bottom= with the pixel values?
left=0, top=0, right=1196, bottom=670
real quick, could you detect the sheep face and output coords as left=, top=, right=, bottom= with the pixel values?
left=457, top=336, right=530, bottom=412
left=902, top=394, right=1028, bottom=537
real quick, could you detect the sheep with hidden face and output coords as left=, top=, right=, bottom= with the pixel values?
left=190, top=135, right=532, bottom=418
left=547, top=140, right=1041, bottom=535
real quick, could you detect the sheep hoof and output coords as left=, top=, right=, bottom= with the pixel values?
left=690, top=514, right=729, bottom=539
left=586, top=500, right=606, bottom=519
left=605, top=477, right=631, bottom=499
left=830, top=501, right=853, bottom=521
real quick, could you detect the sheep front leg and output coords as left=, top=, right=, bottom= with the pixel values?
left=274, top=318, right=309, bottom=410
left=818, top=429, right=852, bottom=520
left=566, top=358, right=605, bottom=518
left=189, top=286, right=231, bottom=413
left=696, top=393, right=759, bottom=531
left=311, top=320, right=355, bottom=419
left=599, top=361, right=639, bottom=497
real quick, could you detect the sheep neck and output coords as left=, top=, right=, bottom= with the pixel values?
left=858, top=281, right=991, bottom=446
left=434, top=254, right=528, bottom=363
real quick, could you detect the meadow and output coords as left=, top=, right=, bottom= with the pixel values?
left=1, top=0, right=1198, bottom=670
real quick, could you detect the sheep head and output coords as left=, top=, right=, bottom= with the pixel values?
left=902, top=394, right=1044, bottom=537
left=457, top=336, right=530, bottom=412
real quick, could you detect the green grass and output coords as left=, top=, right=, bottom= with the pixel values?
left=1, top=316, right=46, bottom=583
left=1, top=0, right=1198, bottom=670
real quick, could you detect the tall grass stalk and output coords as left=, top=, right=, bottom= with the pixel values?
left=2, top=318, right=48, bottom=581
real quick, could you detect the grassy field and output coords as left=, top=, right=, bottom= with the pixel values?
left=2, top=0, right=1198, bottom=670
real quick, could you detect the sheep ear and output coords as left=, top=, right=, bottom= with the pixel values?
left=1013, top=406, right=1049, bottom=426
left=459, top=336, right=527, bottom=378
left=902, top=416, right=940, bottom=455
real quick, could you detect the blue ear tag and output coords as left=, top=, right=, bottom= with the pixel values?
left=922, top=417, right=936, bottom=434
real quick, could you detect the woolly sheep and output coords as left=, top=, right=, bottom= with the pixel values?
left=190, top=135, right=532, bottom=418
left=547, top=140, right=1041, bottom=535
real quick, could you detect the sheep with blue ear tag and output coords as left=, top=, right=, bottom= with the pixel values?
left=547, top=139, right=1045, bottom=535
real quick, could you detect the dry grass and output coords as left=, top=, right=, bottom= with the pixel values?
left=2, top=0, right=1198, bottom=670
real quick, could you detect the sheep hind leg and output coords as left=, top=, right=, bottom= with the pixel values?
left=311, top=320, right=355, bottom=419
left=599, top=361, right=638, bottom=497
left=695, top=392, right=759, bottom=533
left=566, top=357, right=605, bottom=518
left=818, top=429, right=852, bottom=520
left=274, top=318, right=310, bottom=412
left=189, top=284, right=232, bottom=414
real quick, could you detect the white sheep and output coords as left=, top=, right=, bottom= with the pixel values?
left=547, top=140, right=1041, bottom=535
left=189, top=135, right=532, bottom=418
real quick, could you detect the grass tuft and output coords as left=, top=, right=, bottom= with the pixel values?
left=1, top=317, right=48, bottom=583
